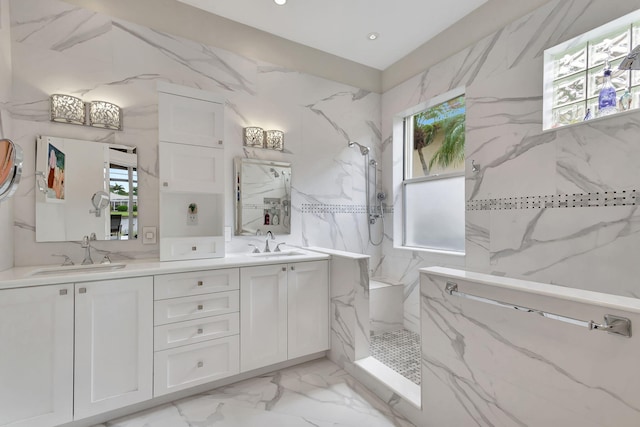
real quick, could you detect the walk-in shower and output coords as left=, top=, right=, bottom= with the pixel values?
left=348, top=141, right=385, bottom=246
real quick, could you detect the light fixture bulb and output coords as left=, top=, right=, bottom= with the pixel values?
left=367, top=32, right=379, bottom=41
left=274, top=0, right=287, bottom=5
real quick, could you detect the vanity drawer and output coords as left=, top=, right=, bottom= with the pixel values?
left=160, top=236, right=224, bottom=261
left=154, top=335, right=239, bottom=397
left=154, top=268, right=239, bottom=300
left=154, top=313, right=239, bottom=351
left=154, top=291, right=239, bottom=326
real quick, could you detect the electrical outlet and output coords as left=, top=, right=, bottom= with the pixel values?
left=142, top=226, right=157, bottom=245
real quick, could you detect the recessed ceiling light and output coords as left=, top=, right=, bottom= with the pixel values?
left=367, top=32, right=379, bottom=41
left=274, top=0, right=287, bottom=5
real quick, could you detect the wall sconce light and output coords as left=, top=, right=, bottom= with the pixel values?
left=89, top=101, right=122, bottom=130
left=265, top=130, right=284, bottom=151
left=243, top=127, right=264, bottom=147
left=50, top=94, right=86, bottom=125
left=49, top=94, right=122, bottom=130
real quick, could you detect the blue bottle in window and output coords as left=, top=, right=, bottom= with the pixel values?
left=597, top=63, right=618, bottom=117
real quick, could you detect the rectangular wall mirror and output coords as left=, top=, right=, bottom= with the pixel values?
left=235, top=158, right=291, bottom=236
left=35, top=135, right=138, bottom=242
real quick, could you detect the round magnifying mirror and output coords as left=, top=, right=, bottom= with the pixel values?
left=0, top=139, right=23, bottom=203
left=90, top=190, right=110, bottom=217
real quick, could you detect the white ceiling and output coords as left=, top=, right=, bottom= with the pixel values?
left=176, top=0, right=488, bottom=70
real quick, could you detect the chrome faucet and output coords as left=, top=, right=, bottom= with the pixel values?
left=264, top=231, right=275, bottom=253
left=81, top=234, right=96, bottom=265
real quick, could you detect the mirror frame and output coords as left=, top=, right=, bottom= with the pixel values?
left=0, top=139, right=23, bottom=203
left=234, top=158, right=291, bottom=236
left=35, top=135, right=138, bottom=242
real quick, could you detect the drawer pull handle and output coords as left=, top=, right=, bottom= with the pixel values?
left=197, top=280, right=203, bottom=287
left=197, top=361, right=204, bottom=368
left=78, top=288, right=87, bottom=294
left=197, top=328, right=203, bottom=334
left=218, top=140, right=223, bottom=145
left=59, top=289, right=68, bottom=296
left=290, top=266, right=295, bottom=271
left=163, top=182, right=168, bottom=187
left=197, top=304, right=204, bottom=310
left=192, top=246, right=197, bottom=251
left=282, top=267, right=286, bottom=272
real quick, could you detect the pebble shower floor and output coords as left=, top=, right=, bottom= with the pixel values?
left=369, top=329, right=421, bottom=385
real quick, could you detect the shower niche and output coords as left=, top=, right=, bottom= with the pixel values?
left=234, top=158, right=291, bottom=235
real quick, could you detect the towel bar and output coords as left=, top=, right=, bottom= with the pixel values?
left=445, top=281, right=632, bottom=338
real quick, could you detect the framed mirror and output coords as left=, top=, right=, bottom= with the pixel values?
left=0, top=139, right=23, bottom=202
left=35, top=135, right=138, bottom=241
left=235, top=158, right=291, bottom=235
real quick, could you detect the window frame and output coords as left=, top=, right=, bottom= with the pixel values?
left=392, top=86, right=466, bottom=255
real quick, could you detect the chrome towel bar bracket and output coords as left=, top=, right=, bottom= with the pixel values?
left=444, top=282, right=632, bottom=338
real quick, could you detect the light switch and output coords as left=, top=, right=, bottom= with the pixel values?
left=143, top=226, right=157, bottom=245
left=224, top=226, right=232, bottom=242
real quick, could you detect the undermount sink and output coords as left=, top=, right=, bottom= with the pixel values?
left=250, top=250, right=305, bottom=258
left=29, top=263, right=126, bottom=277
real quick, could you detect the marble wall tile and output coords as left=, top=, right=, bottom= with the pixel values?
left=7, top=0, right=383, bottom=266
left=0, top=0, right=13, bottom=271
left=328, top=256, right=370, bottom=369
left=489, top=206, right=640, bottom=297
left=465, top=209, right=490, bottom=273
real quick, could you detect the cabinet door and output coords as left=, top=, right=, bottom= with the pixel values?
left=159, top=142, right=224, bottom=193
left=159, top=92, right=224, bottom=148
left=288, top=261, right=330, bottom=359
left=0, top=284, right=73, bottom=427
left=74, top=277, right=153, bottom=420
left=154, top=336, right=239, bottom=397
left=240, top=264, right=288, bottom=372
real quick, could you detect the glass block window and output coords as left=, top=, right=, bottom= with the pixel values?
left=543, top=10, right=640, bottom=130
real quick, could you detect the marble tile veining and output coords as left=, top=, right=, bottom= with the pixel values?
left=105, top=358, right=414, bottom=427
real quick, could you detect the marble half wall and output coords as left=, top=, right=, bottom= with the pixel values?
left=421, top=268, right=640, bottom=427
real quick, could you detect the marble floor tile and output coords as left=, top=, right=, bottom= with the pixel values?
left=105, top=358, right=415, bottom=427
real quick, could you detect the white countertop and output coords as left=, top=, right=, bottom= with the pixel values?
left=0, top=249, right=330, bottom=290
left=421, top=266, right=640, bottom=314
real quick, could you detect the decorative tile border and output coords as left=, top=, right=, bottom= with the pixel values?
left=301, top=204, right=393, bottom=214
left=467, top=190, right=639, bottom=211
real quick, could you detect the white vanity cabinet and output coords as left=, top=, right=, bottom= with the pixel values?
left=153, top=268, right=240, bottom=396
left=240, top=260, right=329, bottom=372
left=0, top=277, right=153, bottom=427
left=158, top=82, right=226, bottom=261
left=0, top=284, right=74, bottom=427
left=73, top=277, right=153, bottom=419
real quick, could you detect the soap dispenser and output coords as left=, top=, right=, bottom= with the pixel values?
left=264, top=211, right=270, bottom=225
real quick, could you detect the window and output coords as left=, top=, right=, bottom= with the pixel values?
left=401, top=87, right=465, bottom=253
left=543, top=10, right=640, bottom=129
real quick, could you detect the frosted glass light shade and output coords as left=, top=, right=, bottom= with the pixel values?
left=243, top=127, right=264, bottom=147
left=265, top=130, right=284, bottom=150
left=50, top=94, right=85, bottom=125
left=89, top=101, right=122, bottom=130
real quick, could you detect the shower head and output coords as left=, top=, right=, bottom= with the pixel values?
left=348, top=141, right=370, bottom=155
